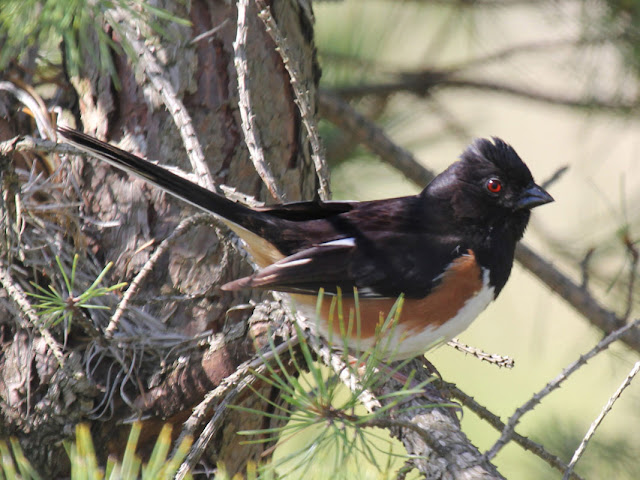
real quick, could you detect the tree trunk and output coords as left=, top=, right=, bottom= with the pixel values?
left=0, top=0, right=318, bottom=476
left=0, top=1, right=514, bottom=478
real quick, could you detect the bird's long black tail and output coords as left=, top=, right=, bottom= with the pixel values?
left=57, top=127, right=264, bottom=230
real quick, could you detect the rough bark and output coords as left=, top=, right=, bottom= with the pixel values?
left=378, top=360, right=505, bottom=480
left=0, top=0, right=317, bottom=476
left=77, top=0, right=318, bottom=475
left=0, top=1, right=511, bottom=478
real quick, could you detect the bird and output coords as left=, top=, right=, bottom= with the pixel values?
left=57, top=127, right=553, bottom=360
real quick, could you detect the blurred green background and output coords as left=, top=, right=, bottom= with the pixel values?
left=276, top=1, right=640, bottom=479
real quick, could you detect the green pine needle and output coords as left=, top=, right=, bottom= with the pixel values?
left=0, top=0, right=191, bottom=88
left=233, top=289, right=436, bottom=478
left=26, top=254, right=126, bottom=329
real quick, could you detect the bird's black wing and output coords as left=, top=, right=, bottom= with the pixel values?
left=223, top=230, right=466, bottom=298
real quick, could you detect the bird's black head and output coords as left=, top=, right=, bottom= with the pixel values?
left=425, top=137, right=554, bottom=241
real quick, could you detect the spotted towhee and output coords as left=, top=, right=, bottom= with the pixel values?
left=58, top=127, right=553, bottom=359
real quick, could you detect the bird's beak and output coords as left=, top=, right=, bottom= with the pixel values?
left=515, top=182, right=554, bottom=210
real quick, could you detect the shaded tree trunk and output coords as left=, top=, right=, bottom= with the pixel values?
left=0, top=0, right=319, bottom=476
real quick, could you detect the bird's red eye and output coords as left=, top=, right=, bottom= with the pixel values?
left=486, top=178, right=502, bottom=194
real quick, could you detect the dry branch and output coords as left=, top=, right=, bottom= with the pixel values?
left=486, top=318, right=640, bottom=461
left=516, top=244, right=640, bottom=352
left=376, top=359, right=505, bottom=479
left=234, top=0, right=285, bottom=201
left=440, top=380, right=584, bottom=480
left=319, top=90, right=435, bottom=186
left=562, top=361, right=640, bottom=480
left=105, top=214, right=213, bottom=338
left=255, top=0, right=331, bottom=200
left=331, top=75, right=639, bottom=114
left=446, top=338, right=515, bottom=369
left=0, top=261, right=66, bottom=367
left=106, top=7, right=216, bottom=192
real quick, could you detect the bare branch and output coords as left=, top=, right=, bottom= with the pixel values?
left=0, top=261, right=66, bottom=368
left=0, top=136, right=77, bottom=157
left=105, top=214, right=212, bottom=338
left=318, top=90, right=435, bottom=186
left=330, top=75, right=639, bottom=114
left=439, top=380, right=585, bottom=480
left=540, top=165, right=569, bottom=190
left=189, top=19, right=230, bottom=45
left=447, top=338, right=515, bottom=368
left=425, top=96, right=472, bottom=142
left=515, top=244, right=640, bottom=352
left=0, top=81, right=56, bottom=140
left=485, top=317, right=640, bottom=461
left=443, top=78, right=639, bottom=113
left=306, top=332, right=382, bottom=412
left=106, top=8, right=217, bottom=192
left=174, top=379, right=242, bottom=480
left=255, top=1, right=331, bottom=200
left=579, top=248, right=595, bottom=290
left=362, top=417, right=448, bottom=457
left=234, top=0, right=285, bottom=201
left=622, top=233, right=638, bottom=320
left=450, top=35, right=623, bottom=74
left=563, top=361, right=640, bottom=480
left=173, top=334, right=298, bottom=480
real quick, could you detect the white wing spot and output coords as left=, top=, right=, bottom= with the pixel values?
left=356, top=287, right=384, bottom=297
left=319, top=238, right=356, bottom=247
left=275, top=258, right=313, bottom=268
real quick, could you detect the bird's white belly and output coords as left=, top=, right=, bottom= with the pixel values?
left=292, top=270, right=495, bottom=360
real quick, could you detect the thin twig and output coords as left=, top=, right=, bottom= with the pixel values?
left=447, top=338, right=515, bottom=368
left=449, top=35, right=619, bottom=75
left=173, top=299, right=384, bottom=476
left=189, top=19, right=230, bottom=45
left=0, top=261, right=66, bottom=368
left=0, top=136, right=77, bottom=157
left=425, top=96, right=472, bottom=142
left=395, top=459, right=415, bottom=480
left=427, top=0, right=557, bottom=4
left=331, top=76, right=639, bottom=114
left=233, top=0, right=285, bottom=201
left=562, top=361, right=640, bottom=480
left=541, top=165, right=569, bottom=190
left=105, top=214, right=212, bottom=338
left=310, top=338, right=382, bottom=412
left=485, top=317, right=640, bottom=461
left=362, top=417, right=447, bottom=457
left=174, top=382, right=242, bottom=480
left=516, top=244, right=640, bottom=352
left=0, top=81, right=56, bottom=140
left=175, top=334, right=298, bottom=449
left=622, top=233, right=638, bottom=320
left=173, top=335, right=298, bottom=479
left=444, top=78, right=638, bottom=113
left=318, top=90, right=435, bottom=186
left=275, top=291, right=382, bottom=413
left=255, top=1, right=331, bottom=200
left=579, top=248, right=595, bottom=290
left=438, top=380, right=585, bottom=480
left=106, top=8, right=216, bottom=192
